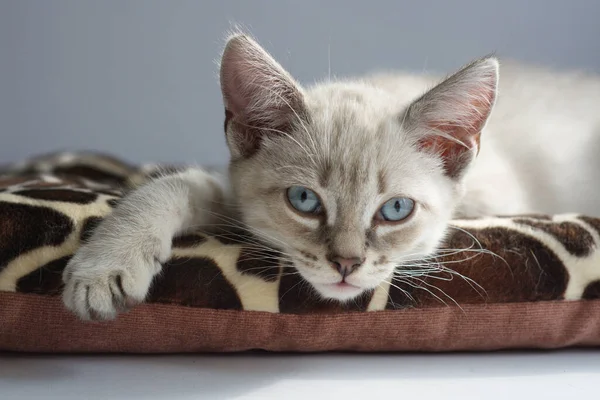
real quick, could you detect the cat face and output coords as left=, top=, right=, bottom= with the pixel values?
left=220, top=34, right=498, bottom=301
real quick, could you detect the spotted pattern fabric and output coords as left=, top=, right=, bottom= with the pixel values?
left=1, top=152, right=600, bottom=315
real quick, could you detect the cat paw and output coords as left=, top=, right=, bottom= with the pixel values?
left=62, top=242, right=164, bottom=321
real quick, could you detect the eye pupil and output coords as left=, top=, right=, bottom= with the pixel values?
left=287, top=186, right=321, bottom=214
left=379, top=197, right=414, bottom=222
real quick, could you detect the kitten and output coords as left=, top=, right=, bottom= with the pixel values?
left=62, top=34, right=600, bottom=320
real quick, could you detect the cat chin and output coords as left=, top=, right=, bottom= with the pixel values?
left=311, top=282, right=367, bottom=302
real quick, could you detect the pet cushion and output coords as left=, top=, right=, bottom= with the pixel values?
left=1, top=152, right=600, bottom=353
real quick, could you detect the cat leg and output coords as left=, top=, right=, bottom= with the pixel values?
left=62, top=168, right=228, bottom=320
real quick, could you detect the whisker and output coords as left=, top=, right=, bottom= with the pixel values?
left=188, top=210, right=291, bottom=249
left=279, top=280, right=305, bottom=300
left=395, top=259, right=487, bottom=299
left=383, top=280, right=416, bottom=305
left=394, top=277, right=449, bottom=307
left=405, top=276, right=465, bottom=314
left=446, top=225, right=484, bottom=251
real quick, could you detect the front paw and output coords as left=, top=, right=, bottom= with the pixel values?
left=62, top=243, right=163, bottom=321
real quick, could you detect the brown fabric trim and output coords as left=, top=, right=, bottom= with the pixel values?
left=2, top=293, right=600, bottom=353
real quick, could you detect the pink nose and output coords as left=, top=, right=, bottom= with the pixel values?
left=328, top=256, right=364, bottom=278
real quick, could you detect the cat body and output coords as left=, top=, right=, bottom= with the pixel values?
left=369, top=63, right=600, bottom=217
left=62, top=34, right=600, bottom=320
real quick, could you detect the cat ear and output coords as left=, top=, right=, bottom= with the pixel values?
left=220, top=34, right=306, bottom=158
left=405, top=56, right=499, bottom=179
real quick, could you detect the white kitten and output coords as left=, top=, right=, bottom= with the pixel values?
left=63, top=34, right=600, bottom=320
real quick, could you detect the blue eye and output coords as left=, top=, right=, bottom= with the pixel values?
left=378, top=197, right=415, bottom=222
left=287, top=186, right=321, bottom=214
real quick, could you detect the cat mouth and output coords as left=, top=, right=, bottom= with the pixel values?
left=294, top=264, right=367, bottom=300
left=330, top=281, right=361, bottom=289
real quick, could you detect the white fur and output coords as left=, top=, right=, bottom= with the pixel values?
left=63, top=34, right=600, bottom=319
left=370, top=62, right=600, bottom=216
left=62, top=168, right=227, bottom=320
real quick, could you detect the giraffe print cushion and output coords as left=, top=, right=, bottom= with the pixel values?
left=1, top=152, right=600, bottom=353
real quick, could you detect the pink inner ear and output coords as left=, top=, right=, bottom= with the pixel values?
left=219, top=35, right=307, bottom=158
left=220, top=35, right=304, bottom=125
left=418, top=130, right=481, bottom=178
left=418, top=82, right=496, bottom=178
left=220, top=47, right=253, bottom=119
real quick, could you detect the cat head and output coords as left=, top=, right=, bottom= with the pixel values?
left=219, top=34, right=498, bottom=301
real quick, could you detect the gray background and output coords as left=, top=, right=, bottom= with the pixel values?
left=1, top=0, right=599, bottom=166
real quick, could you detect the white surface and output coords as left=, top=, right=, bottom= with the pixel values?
left=1, top=351, right=599, bottom=399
